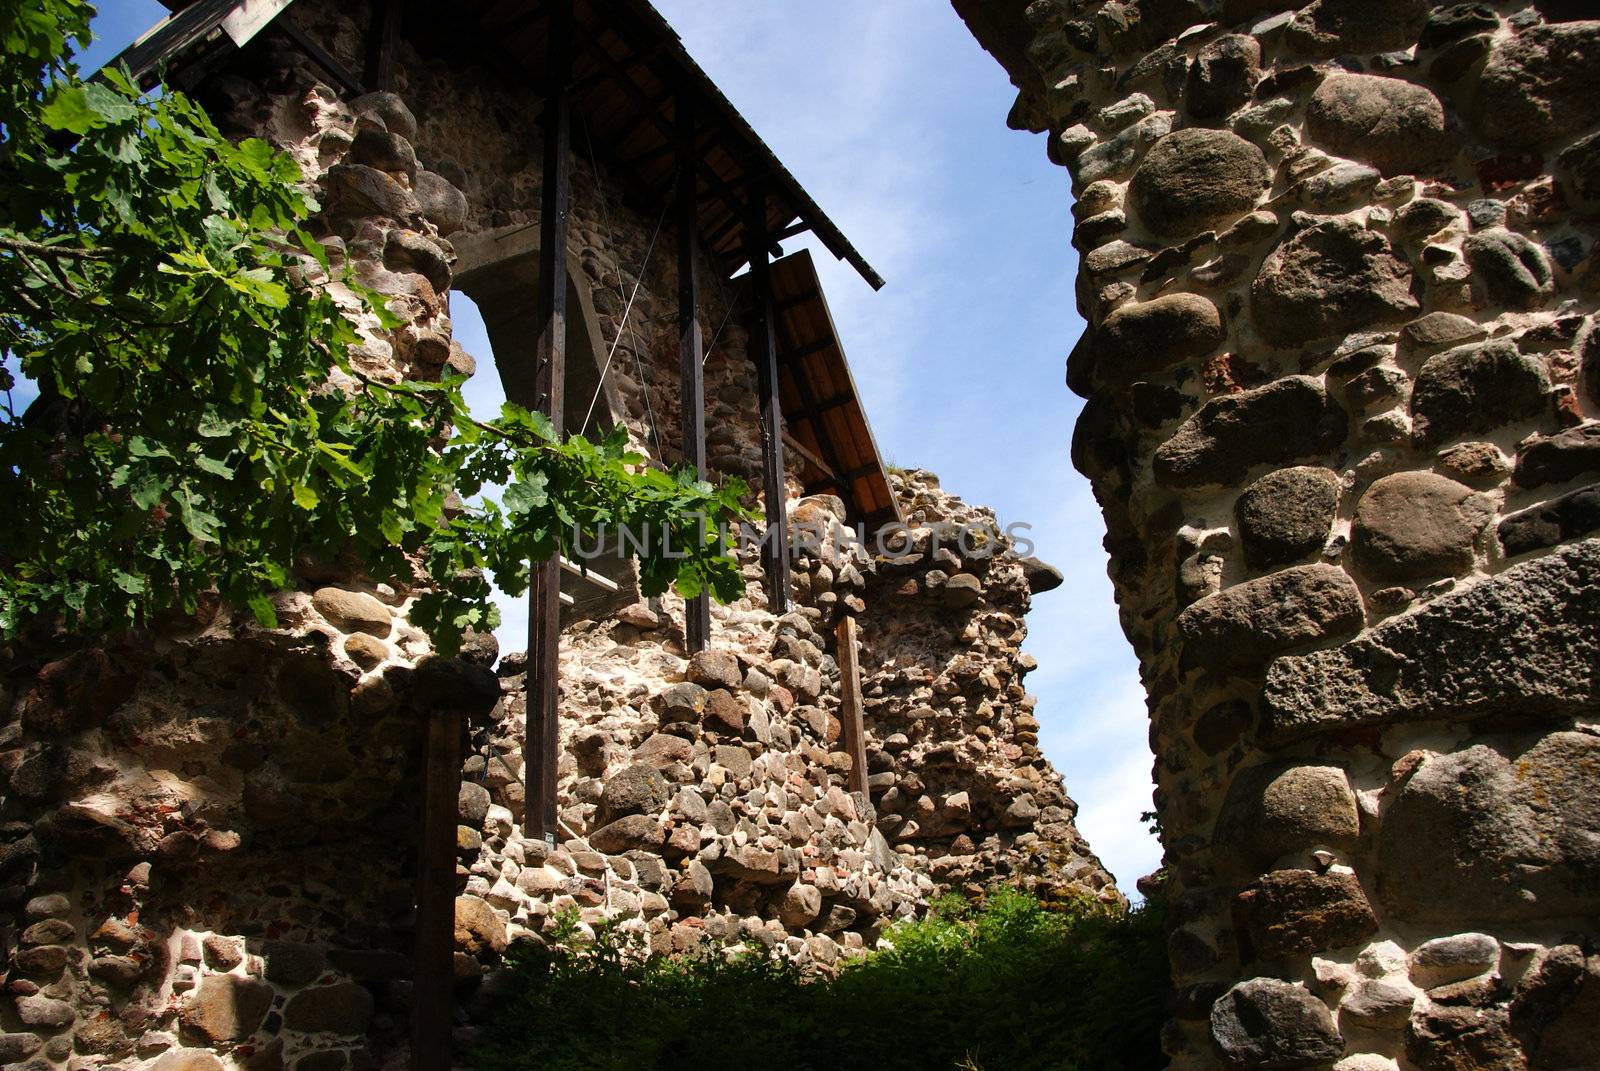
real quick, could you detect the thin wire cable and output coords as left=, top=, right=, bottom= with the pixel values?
left=581, top=196, right=669, bottom=435
left=578, top=110, right=665, bottom=450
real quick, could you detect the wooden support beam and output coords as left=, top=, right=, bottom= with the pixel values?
left=772, top=218, right=809, bottom=242
left=412, top=703, right=462, bottom=1071
left=367, top=0, right=401, bottom=93
left=622, top=124, right=709, bottom=171
left=747, top=183, right=791, bottom=615
left=526, top=0, right=573, bottom=843
left=805, top=391, right=856, bottom=415
left=773, top=321, right=854, bottom=498
left=782, top=431, right=836, bottom=480
left=779, top=336, right=836, bottom=364
left=836, top=616, right=869, bottom=796
left=701, top=209, right=746, bottom=258
left=275, top=17, right=366, bottom=97
left=678, top=93, right=711, bottom=654
left=775, top=288, right=821, bottom=313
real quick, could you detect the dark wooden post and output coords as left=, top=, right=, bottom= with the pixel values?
left=836, top=616, right=869, bottom=795
left=746, top=185, right=792, bottom=614
left=412, top=704, right=462, bottom=1071
left=367, top=0, right=401, bottom=93
left=678, top=93, right=711, bottom=653
left=526, top=0, right=573, bottom=841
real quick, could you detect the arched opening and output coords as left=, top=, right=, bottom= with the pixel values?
left=451, top=226, right=639, bottom=629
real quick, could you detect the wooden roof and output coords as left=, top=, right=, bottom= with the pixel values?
left=768, top=250, right=903, bottom=532
left=119, top=0, right=884, bottom=290
left=122, top=0, right=901, bottom=527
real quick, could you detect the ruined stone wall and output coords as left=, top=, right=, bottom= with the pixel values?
left=0, top=3, right=1116, bottom=1069
left=957, top=1, right=1600, bottom=1068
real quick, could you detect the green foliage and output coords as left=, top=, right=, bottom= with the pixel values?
left=473, top=888, right=1169, bottom=1071
left=0, top=1, right=750, bottom=653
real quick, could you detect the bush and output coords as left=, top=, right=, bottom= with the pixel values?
left=472, top=888, right=1168, bottom=1071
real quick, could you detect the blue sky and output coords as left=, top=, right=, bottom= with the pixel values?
left=85, top=2, right=1160, bottom=892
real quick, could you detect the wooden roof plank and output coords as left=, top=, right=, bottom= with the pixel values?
left=766, top=249, right=902, bottom=529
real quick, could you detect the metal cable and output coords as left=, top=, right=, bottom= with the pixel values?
left=578, top=110, right=665, bottom=452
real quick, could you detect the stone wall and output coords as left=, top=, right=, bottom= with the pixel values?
left=0, top=4, right=1115, bottom=1069
left=957, top=1, right=1600, bottom=1068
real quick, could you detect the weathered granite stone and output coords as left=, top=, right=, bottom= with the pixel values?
left=14, top=993, right=74, bottom=1029
left=1351, top=472, right=1490, bottom=582
left=1557, top=131, right=1600, bottom=204
left=1235, top=467, right=1340, bottom=570
left=942, top=572, right=984, bottom=608
left=350, top=91, right=417, bottom=142
left=1096, top=293, right=1223, bottom=378
left=1399, top=312, right=1485, bottom=358
left=153, top=1051, right=227, bottom=1071
left=1473, top=22, right=1600, bottom=147
left=1234, top=869, right=1379, bottom=958
left=713, top=743, right=754, bottom=779
left=1194, top=699, right=1255, bottom=755
left=1437, top=441, right=1510, bottom=487
left=600, top=764, right=670, bottom=820
left=1177, top=565, right=1363, bottom=673
left=1154, top=376, right=1348, bottom=490
left=703, top=688, right=745, bottom=734
left=1377, top=732, right=1600, bottom=923
left=656, top=682, right=709, bottom=723
left=263, top=940, right=327, bottom=986
left=1265, top=539, right=1600, bottom=739
left=453, top=896, right=507, bottom=957
left=1498, top=484, right=1600, bottom=556
left=0, top=1034, right=41, bottom=1063
left=589, top=814, right=665, bottom=854
left=1463, top=230, right=1554, bottom=310
left=1071, top=394, right=1130, bottom=482
left=281, top=982, right=374, bottom=1035
left=1186, top=35, right=1260, bottom=122
left=414, top=170, right=467, bottom=235
left=1251, top=219, right=1418, bottom=347
left=1513, top=423, right=1600, bottom=489
left=1411, top=933, right=1500, bottom=988
left=457, top=781, right=490, bottom=824
left=311, top=587, right=391, bottom=636
left=179, top=974, right=274, bottom=1042
left=1306, top=74, right=1454, bottom=176
left=349, top=122, right=416, bottom=178
left=686, top=649, right=742, bottom=690
left=1214, top=762, right=1361, bottom=868
left=1084, top=238, right=1156, bottom=277
left=1285, top=0, right=1430, bottom=56
left=1294, top=161, right=1380, bottom=210
left=1019, top=556, right=1064, bottom=593
left=1411, top=341, right=1550, bottom=447
left=1511, top=945, right=1600, bottom=1069
left=1420, top=4, right=1500, bottom=50
left=1078, top=112, right=1172, bottom=185
left=322, top=164, right=420, bottom=223
left=1406, top=1004, right=1526, bottom=1071
left=1341, top=979, right=1417, bottom=1029
left=1394, top=196, right=1460, bottom=241
left=777, top=882, right=822, bottom=927
left=1129, top=129, right=1269, bottom=239
left=383, top=229, right=450, bottom=293
left=1210, top=978, right=1344, bottom=1068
